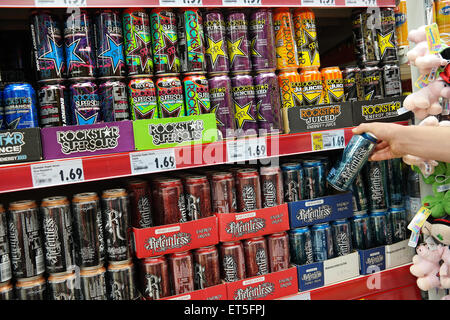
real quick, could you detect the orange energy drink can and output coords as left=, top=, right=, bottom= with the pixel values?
left=394, top=0, right=408, bottom=47
left=321, top=67, right=345, bottom=104
left=436, top=0, right=450, bottom=45
left=278, top=69, right=303, bottom=108
left=273, top=8, right=299, bottom=70
left=293, top=8, right=320, bottom=70
left=300, top=68, right=325, bottom=106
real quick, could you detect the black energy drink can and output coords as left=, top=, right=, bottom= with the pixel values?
left=342, top=66, right=363, bottom=102
left=361, top=66, right=384, bottom=100
left=377, top=8, right=398, bottom=64
left=382, top=64, right=402, bottom=98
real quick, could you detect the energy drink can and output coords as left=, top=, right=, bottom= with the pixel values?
left=151, top=177, right=188, bottom=226
left=0, top=90, right=4, bottom=129
left=364, top=160, right=389, bottom=211
left=177, top=9, right=206, bottom=74
left=107, top=260, right=138, bottom=300
left=98, top=78, right=130, bottom=122
left=226, top=10, right=252, bottom=73
left=243, top=237, right=269, bottom=277
left=69, top=79, right=101, bottom=125
left=208, top=74, right=236, bottom=140
left=281, top=162, right=304, bottom=202
left=327, top=132, right=378, bottom=192
left=370, top=209, right=392, bottom=246
left=377, top=8, right=398, bottom=64
left=300, top=68, right=325, bottom=105
left=350, top=172, right=369, bottom=212
left=249, top=8, right=277, bottom=71
left=0, top=204, right=12, bottom=283
left=311, top=222, right=334, bottom=262
left=122, top=8, right=153, bottom=76
left=183, top=175, right=212, bottom=220
left=3, top=83, right=39, bottom=129
left=436, top=0, right=450, bottom=45
left=382, top=64, right=402, bottom=98
left=361, top=66, right=384, bottom=100
left=321, top=67, right=345, bottom=104
left=267, top=232, right=290, bottom=272
left=254, top=71, right=282, bottom=135
left=231, top=73, right=258, bottom=137
left=293, top=8, right=321, bottom=70
left=342, top=66, right=363, bottom=102
left=303, top=159, right=326, bottom=200
left=193, top=245, right=220, bottom=289
left=38, top=81, right=70, bottom=127
left=126, top=179, right=154, bottom=229
left=386, top=158, right=404, bottom=207
left=155, top=76, right=185, bottom=118
left=236, top=168, right=262, bottom=212
left=394, top=1, right=409, bottom=47
left=331, top=219, right=352, bottom=257
left=220, top=241, right=246, bottom=282
left=273, top=8, right=299, bottom=70
left=389, top=206, right=407, bottom=242
left=15, top=276, right=47, bottom=300
left=288, top=227, right=313, bottom=265
left=278, top=69, right=303, bottom=108
left=211, top=172, right=237, bottom=214
left=351, top=10, right=380, bottom=66
left=204, top=10, right=229, bottom=75
left=350, top=213, right=373, bottom=250
left=150, top=9, right=181, bottom=74
left=47, top=271, right=77, bottom=300
left=140, top=255, right=171, bottom=300
left=79, top=266, right=107, bottom=300
left=128, top=76, right=158, bottom=119
left=30, top=10, right=66, bottom=81
left=183, top=74, right=210, bottom=116
left=0, top=282, right=14, bottom=300
left=260, top=166, right=284, bottom=208
left=168, top=251, right=195, bottom=295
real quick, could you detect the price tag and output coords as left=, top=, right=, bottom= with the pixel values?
left=159, top=0, right=202, bottom=6
left=302, top=0, right=336, bottom=6
left=31, top=159, right=85, bottom=188
left=227, top=137, right=267, bottom=162
left=222, top=0, right=261, bottom=5
left=311, top=130, right=345, bottom=151
left=130, top=149, right=176, bottom=175
left=345, top=0, right=377, bottom=6
left=35, top=0, right=87, bottom=7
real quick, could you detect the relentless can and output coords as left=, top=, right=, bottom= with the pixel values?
left=364, top=161, right=388, bottom=211
left=38, top=81, right=70, bottom=127
left=193, top=245, right=221, bottom=289
left=141, top=255, right=170, bottom=300
left=8, top=200, right=45, bottom=279
left=382, top=64, right=402, bottom=98
left=342, top=66, right=363, bottom=102
left=350, top=213, right=373, bottom=250
left=79, top=266, right=107, bottom=300
left=377, top=8, right=398, bottom=64
left=254, top=71, right=282, bottom=135
left=389, top=206, right=407, bottom=242
left=128, top=76, right=158, bottom=119
left=331, top=219, right=352, bottom=257
left=289, top=227, right=314, bottom=265
left=273, top=8, right=299, bottom=70
left=327, top=133, right=378, bottom=192
left=95, top=10, right=126, bottom=78
left=72, top=192, right=105, bottom=268
left=351, top=10, right=379, bottom=66
left=30, top=10, right=66, bottom=81
left=152, top=178, right=187, bottom=225
left=126, top=179, right=154, bottom=229
left=211, top=172, right=237, bottom=214
left=267, top=232, right=290, bottom=272
left=47, top=271, right=77, bottom=300
left=69, top=80, right=101, bottom=125
left=231, top=73, right=258, bottom=137
left=278, top=69, right=303, bottom=108
left=0, top=282, right=14, bottom=300
left=0, top=204, right=12, bottom=283
left=40, top=196, right=75, bottom=274
left=300, top=68, right=325, bottom=105
left=236, top=168, right=262, bottom=212
left=370, top=209, right=392, bottom=246
left=394, top=1, right=409, bottom=47
left=321, top=67, right=345, bottom=104
left=204, top=10, right=229, bottom=74
left=361, top=66, right=384, bottom=100
left=260, top=166, right=284, bottom=208
left=183, top=74, right=211, bottom=116
left=293, top=8, right=320, bottom=70
left=107, top=260, right=138, bottom=300
left=99, top=78, right=130, bottom=122
left=226, top=10, right=252, bottom=73
left=249, top=8, right=277, bottom=71
left=3, top=83, right=39, bottom=129
left=168, top=251, right=195, bottom=295
left=281, top=162, right=303, bottom=202
left=311, top=222, right=334, bottom=262
left=183, top=175, right=212, bottom=220
left=243, top=237, right=269, bottom=277
left=177, top=9, right=206, bottom=73
left=64, top=9, right=96, bottom=78
left=303, top=159, right=326, bottom=200
left=350, top=172, right=369, bottom=212
left=122, top=8, right=154, bottom=76
left=15, top=276, right=46, bottom=300
left=220, top=241, right=246, bottom=282
left=156, top=76, right=185, bottom=118
left=208, top=74, right=236, bottom=140
left=386, top=158, right=404, bottom=207
left=150, top=9, right=181, bottom=74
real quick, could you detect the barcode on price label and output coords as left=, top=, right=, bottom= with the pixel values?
left=31, top=159, right=85, bottom=188
left=311, top=130, right=345, bottom=151
left=227, top=137, right=267, bottom=162
left=345, top=0, right=377, bottom=6
left=34, top=0, right=87, bottom=7
left=302, top=0, right=336, bottom=6
left=130, top=149, right=177, bottom=175
left=159, top=0, right=202, bottom=5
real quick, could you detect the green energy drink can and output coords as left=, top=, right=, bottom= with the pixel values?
left=128, top=76, right=158, bottom=119
left=156, top=76, right=185, bottom=118
left=183, top=74, right=210, bottom=116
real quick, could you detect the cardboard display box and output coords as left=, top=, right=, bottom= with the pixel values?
left=0, top=128, right=42, bottom=164
left=161, top=283, right=228, bottom=301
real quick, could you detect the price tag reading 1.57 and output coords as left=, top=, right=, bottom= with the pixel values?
left=311, top=130, right=345, bottom=151
left=31, top=159, right=85, bottom=188
left=345, top=0, right=377, bottom=6
left=302, top=0, right=336, bottom=6
left=222, top=0, right=261, bottom=5
left=159, top=0, right=202, bottom=6
left=130, top=149, right=177, bottom=175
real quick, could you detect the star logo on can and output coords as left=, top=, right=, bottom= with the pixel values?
left=127, top=32, right=152, bottom=73
left=234, top=100, right=256, bottom=129
left=227, top=36, right=247, bottom=67
left=205, top=36, right=227, bottom=69
left=377, top=31, right=395, bottom=59
left=98, top=34, right=125, bottom=74
left=39, top=35, right=65, bottom=77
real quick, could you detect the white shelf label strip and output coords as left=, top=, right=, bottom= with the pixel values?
left=31, top=159, right=85, bottom=188
left=130, top=149, right=177, bottom=175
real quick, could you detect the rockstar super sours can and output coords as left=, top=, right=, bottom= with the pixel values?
left=273, top=8, right=299, bottom=70
left=226, top=10, right=252, bottom=73
left=69, top=79, right=102, bottom=125
left=128, top=76, right=158, bottom=119
left=208, top=74, right=236, bottom=140
left=98, top=77, right=130, bottom=122
left=249, top=8, right=277, bottom=71
left=361, top=66, right=384, bottom=100
left=204, top=10, right=229, bottom=75
left=293, top=8, right=321, bottom=70
left=231, top=73, right=258, bottom=137
left=183, top=74, right=211, bottom=116
left=254, top=71, right=282, bottom=135
left=38, top=81, right=70, bottom=127
left=156, top=76, right=185, bottom=118
left=278, top=69, right=303, bottom=108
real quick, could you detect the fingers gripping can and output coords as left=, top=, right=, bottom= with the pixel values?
left=231, top=73, right=258, bottom=137
left=278, top=69, right=303, bottom=108
left=260, top=166, right=284, bottom=208
left=211, top=172, right=237, bottom=214
left=98, top=78, right=130, bottom=122
left=169, top=251, right=195, bottom=295
left=128, top=76, right=158, bottom=119
left=141, top=255, right=171, bottom=300
left=156, top=76, right=185, bottom=118
left=236, top=168, right=262, bottom=212
left=300, top=68, right=325, bottom=106
left=267, top=232, right=290, bottom=272
left=293, top=8, right=320, bottom=70
left=321, top=67, right=345, bottom=104
left=254, top=71, right=282, bottom=135
left=193, top=245, right=221, bottom=289
left=183, top=74, right=211, bottom=116
left=220, top=241, right=246, bottom=282
left=204, top=10, right=230, bottom=75
left=208, top=74, right=236, bottom=140
left=226, top=10, right=252, bottom=73
left=249, top=8, right=277, bottom=71
left=273, top=8, right=299, bottom=70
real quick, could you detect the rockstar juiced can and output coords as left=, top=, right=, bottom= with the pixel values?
left=293, top=8, right=321, bottom=70
left=226, top=10, right=252, bottom=73
left=249, top=9, right=277, bottom=71
left=273, top=8, right=299, bottom=70
left=321, top=67, right=345, bottom=104
left=300, top=68, right=325, bottom=105
left=278, top=69, right=303, bottom=108
left=204, top=10, right=229, bottom=75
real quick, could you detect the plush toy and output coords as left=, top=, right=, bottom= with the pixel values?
left=439, top=246, right=450, bottom=289
left=410, top=242, right=445, bottom=291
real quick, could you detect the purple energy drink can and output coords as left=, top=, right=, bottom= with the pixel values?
left=204, top=10, right=229, bottom=75
left=98, top=77, right=130, bottom=122
left=208, top=74, right=236, bottom=140
left=69, top=79, right=102, bottom=125
left=254, top=71, right=282, bottom=135
left=231, top=73, right=258, bottom=137
left=249, top=9, right=277, bottom=71
left=226, top=11, right=252, bottom=73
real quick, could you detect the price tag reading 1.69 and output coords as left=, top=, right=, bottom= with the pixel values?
left=311, top=129, right=345, bottom=151
left=130, top=149, right=177, bottom=175
left=227, top=137, right=267, bottom=162
left=31, top=159, right=85, bottom=188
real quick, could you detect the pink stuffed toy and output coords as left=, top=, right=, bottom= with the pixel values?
left=409, top=242, right=444, bottom=291
left=439, top=246, right=450, bottom=289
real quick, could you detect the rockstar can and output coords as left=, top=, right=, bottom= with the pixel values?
left=281, top=162, right=304, bottom=202
left=351, top=10, right=380, bottom=66
left=150, top=8, right=181, bottom=74
left=168, top=251, right=195, bottom=295
left=177, top=9, right=206, bottom=74
left=0, top=204, right=11, bottom=283
left=231, top=73, right=258, bottom=137
left=254, top=71, right=282, bottom=135
left=193, top=245, right=221, bottom=289
left=38, top=81, right=70, bottom=127
left=204, top=10, right=229, bottom=75
left=15, top=276, right=47, bottom=300
left=107, top=260, right=138, bottom=300
left=267, top=232, right=290, bottom=272
left=278, top=69, right=303, bottom=108
left=364, top=161, right=389, bottom=211
left=64, top=9, right=96, bottom=78
left=211, top=172, right=237, bottom=214
left=260, top=166, right=284, bottom=208
left=226, top=10, right=252, bottom=73
left=30, top=10, right=66, bottom=81
left=342, top=66, right=363, bottom=102
left=293, top=8, right=320, bottom=70
left=151, top=177, right=188, bottom=225
left=331, top=219, right=352, bottom=257
left=156, top=76, right=185, bottom=118
left=208, top=74, right=236, bottom=140
left=183, top=74, right=211, bottom=116
left=69, top=79, right=101, bottom=125
left=47, top=271, right=77, bottom=300
left=98, top=78, right=130, bottom=122
left=3, top=83, right=39, bottom=129
left=183, top=175, right=212, bottom=220
left=236, top=168, right=262, bottom=212
left=321, top=67, right=345, bottom=104
left=377, top=8, right=398, bottom=64
left=289, top=227, right=314, bottom=265
left=243, top=237, right=269, bottom=277
left=128, top=76, right=158, bottom=119
left=300, top=68, right=325, bottom=105
left=273, top=8, right=299, bottom=70
left=79, top=266, right=107, bottom=300
left=249, top=8, right=277, bottom=71
left=140, top=255, right=171, bottom=300
left=95, top=9, right=126, bottom=78
left=126, top=179, right=154, bottom=229
left=361, top=66, right=384, bottom=100
left=122, top=8, right=154, bottom=76
left=220, top=241, right=246, bottom=282
left=382, top=64, right=402, bottom=98
left=311, top=222, right=334, bottom=262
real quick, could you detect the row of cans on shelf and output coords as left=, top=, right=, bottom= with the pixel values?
left=30, top=7, right=321, bottom=82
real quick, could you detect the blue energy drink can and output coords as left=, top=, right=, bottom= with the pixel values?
left=389, top=206, right=407, bottom=243
left=350, top=172, right=368, bottom=212
left=331, top=219, right=352, bottom=256
left=370, top=209, right=392, bottom=246
left=3, top=83, right=39, bottom=129
left=281, top=162, right=303, bottom=202
left=302, top=159, right=326, bottom=200
left=365, top=161, right=389, bottom=211
left=311, top=222, right=334, bottom=262
left=350, top=212, right=373, bottom=250
left=288, top=227, right=314, bottom=266
left=327, top=132, right=378, bottom=191
left=386, top=158, right=404, bottom=207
